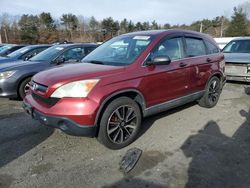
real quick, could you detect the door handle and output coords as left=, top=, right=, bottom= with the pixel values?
left=207, top=58, right=212, bottom=62
left=179, top=62, right=187, bottom=67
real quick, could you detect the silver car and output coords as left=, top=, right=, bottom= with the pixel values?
left=223, top=37, right=250, bottom=82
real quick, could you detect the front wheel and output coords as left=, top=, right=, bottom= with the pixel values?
left=198, top=76, right=222, bottom=108
left=18, top=77, right=31, bottom=99
left=97, top=97, right=142, bottom=150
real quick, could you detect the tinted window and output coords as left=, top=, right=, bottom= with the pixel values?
left=223, top=40, right=250, bottom=53
left=84, top=47, right=96, bottom=56
left=58, top=47, right=86, bottom=62
left=30, top=45, right=65, bottom=62
left=20, top=47, right=48, bottom=60
left=152, top=37, right=184, bottom=61
left=185, top=37, right=206, bottom=57
left=7, top=46, right=31, bottom=58
left=205, top=40, right=220, bottom=54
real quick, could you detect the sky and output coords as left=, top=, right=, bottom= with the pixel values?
left=0, top=0, right=248, bottom=25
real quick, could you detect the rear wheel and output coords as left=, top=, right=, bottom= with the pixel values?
left=18, top=77, right=31, bottom=99
left=198, top=76, right=221, bottom=108
left=97, top=97, right=142, bottom=149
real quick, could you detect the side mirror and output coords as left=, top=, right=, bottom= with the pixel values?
left=146, top=55, right=171, bottom=66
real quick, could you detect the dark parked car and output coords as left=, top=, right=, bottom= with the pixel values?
left=0, top=44, right=26, bottom=56
left=0, top=44, right=6, bottom=48
left=0, top=43, right=98, bottom=99
left=0, top=44, right=51, bottom=64
left=23, top=29, right=226, bottom=149
left=223, top=37, right=250, bottom=82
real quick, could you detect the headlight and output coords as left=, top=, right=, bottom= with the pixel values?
left=0, top=71, right=16, bottom=80
left=51, top=79, right=99, bottom=98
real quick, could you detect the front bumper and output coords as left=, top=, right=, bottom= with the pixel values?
left=0, top=77, right=18, bottom=98
left=23, top=101, right=97, bottom=137
left=226, top=75, right=250, bottom=82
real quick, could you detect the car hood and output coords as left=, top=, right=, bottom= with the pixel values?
left=0, top=57, right=18, bottom=64
left=0, top=60, right=42, bottom=71
left=224, top=53, right=250, bottom=64
left=0, top=56, right=9, bottom=60
left=33, top=63, right=126, bottom=87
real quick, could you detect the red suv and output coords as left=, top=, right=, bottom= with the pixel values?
left=23, top=30, right=226, bottom=149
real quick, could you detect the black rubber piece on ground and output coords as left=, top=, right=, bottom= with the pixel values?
left=119, top=147, right=142, bottom=174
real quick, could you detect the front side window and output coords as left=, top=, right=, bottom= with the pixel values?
left=223, top=40, right=250, bottom=53
left=151, top=37, right=184, bottom=61
left=58, top=47, right=86, bottom=62
left=185, top=37, right=206, bottom=57
left=83, top=35, right=153, bottom=66
left=85, top=47, right=96, bottom=56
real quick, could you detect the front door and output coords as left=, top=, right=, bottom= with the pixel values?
left=140, top=36, right=191, bottom=107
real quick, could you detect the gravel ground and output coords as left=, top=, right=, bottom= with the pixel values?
left=0, top=82, right=250, bottom=188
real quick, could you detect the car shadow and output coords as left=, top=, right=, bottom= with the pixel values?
left=245, top=87, right=250, bottom=95
left=102, top=177, right=164, bottom=188
left=138, top=101, right=197, bottom=139
left=0, top=112, right=54, bottom=168
left=181, top=107, right=250, bottom=188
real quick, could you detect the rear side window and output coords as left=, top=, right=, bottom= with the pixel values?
left=20, top=47, right=48, bottom=60
left=185, top=37, right=206, bottom=57
left=205, top=40, right=220, bottom=54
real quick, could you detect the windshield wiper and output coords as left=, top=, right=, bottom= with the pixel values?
left=87, top=60, right=104, bottom=65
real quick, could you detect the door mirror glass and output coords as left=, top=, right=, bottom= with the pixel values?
left=147, top=55, right=171, bottom=66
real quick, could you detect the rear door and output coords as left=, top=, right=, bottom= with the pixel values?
left=183, top=36, right=211, bottom=93
left=141, top=35, right=192, bottom=107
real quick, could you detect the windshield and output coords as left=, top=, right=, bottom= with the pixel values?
left=223, top=40, right=250, bottom=53
left=83, top=35, right=153, bottom=66
left=0, top=45, right=15, bottom=53
left=7, top=46, right=31, bottom=58
left=29, top=45, right=64, bottom=61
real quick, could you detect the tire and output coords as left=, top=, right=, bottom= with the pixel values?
left=18, top=77, right=31, bottom=99
left=198, top=76, right=221, bottom=108
left=97, top=97, right=142, bottom=150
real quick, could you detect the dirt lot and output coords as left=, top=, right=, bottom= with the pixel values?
left=0, top=83, right=250, bottom=188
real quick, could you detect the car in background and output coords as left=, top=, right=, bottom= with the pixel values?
left=0, top=44, right=51, bottom=64
left=23, top=29, right=225, bottom=149
left=223, top=37, right=250, bottom=82
left=0, top=44, right=7, bottom=48
left=0, top=43, right=98, bottom=99
left=214, top=37, right=237, bottom=49
left=0, top=44, right=26, bottom=56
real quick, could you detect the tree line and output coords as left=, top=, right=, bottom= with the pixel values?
left=0, top=2, right=249, bottom=44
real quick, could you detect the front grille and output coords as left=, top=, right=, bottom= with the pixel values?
left=32, top=92, right=59, bottom=106
left=30, top=81, right=48, bottom=93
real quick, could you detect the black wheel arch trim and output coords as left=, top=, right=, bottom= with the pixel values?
left=16, top=74, right=35, bottom=96
left=206, top=71, right=224, bottom=89
left=94, top=89, right=146, bottom=127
